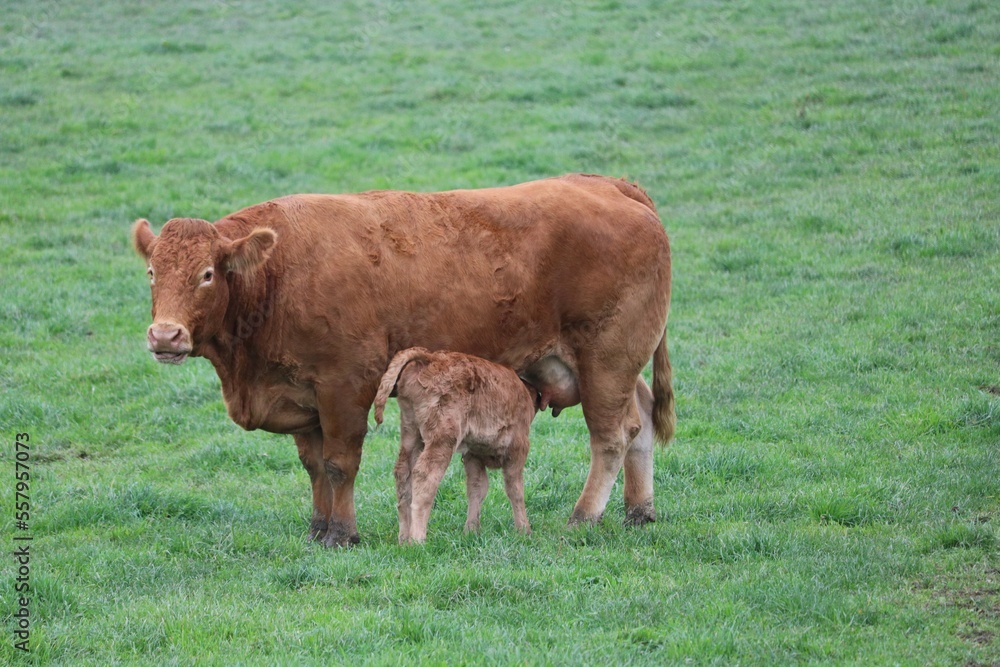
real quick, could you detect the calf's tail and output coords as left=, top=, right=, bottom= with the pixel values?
left=651, top=329, right=676, bottom=445
left=373, top=347, right=432, bottom=424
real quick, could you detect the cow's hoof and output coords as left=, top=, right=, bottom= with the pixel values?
left=307, top=518, right=329, bottom=542
left=320, top=525, right=361, bottom=548
left=624, top=500, right=656, bottom=526
left=567, top=509, right=604, bottom=526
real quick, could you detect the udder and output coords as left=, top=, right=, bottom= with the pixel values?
left=520, top=356, right=581, bottom=417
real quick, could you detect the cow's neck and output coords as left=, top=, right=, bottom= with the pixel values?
left=201, top=268, right=280, bottom=426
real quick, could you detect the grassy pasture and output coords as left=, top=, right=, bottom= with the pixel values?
left=1, top=0, right=998, bottom=664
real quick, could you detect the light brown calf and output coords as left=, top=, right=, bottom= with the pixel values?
left=374, top=348, right=538, bottom=544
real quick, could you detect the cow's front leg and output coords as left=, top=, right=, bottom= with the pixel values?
left=294, top=428, right=332, bottom=541
left=315, top=382, right=372, bottom=547
left=321, top=437, right=362, bottom=547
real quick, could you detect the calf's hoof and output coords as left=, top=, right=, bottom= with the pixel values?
left=624, top=500, right=656, bottom=526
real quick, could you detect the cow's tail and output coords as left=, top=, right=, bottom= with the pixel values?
left=651, top=329, right=676, bottom=445
left=373, top=347, right=431, bottom=425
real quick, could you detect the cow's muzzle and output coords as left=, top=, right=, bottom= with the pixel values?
left=146, top=322, right=193, bottom=364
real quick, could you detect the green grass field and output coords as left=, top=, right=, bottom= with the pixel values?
left=2, top=0, right=998, bottom=664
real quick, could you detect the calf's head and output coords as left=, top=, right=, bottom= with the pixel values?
left=131, top=217, right=276, bottom=364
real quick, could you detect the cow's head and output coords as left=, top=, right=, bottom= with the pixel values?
left=131, top=217, right=276, bottom=364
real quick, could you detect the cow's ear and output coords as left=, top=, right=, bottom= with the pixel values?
left=225, top=228, right=277, bottom=275
left=131, top=219, right=157, bottom=259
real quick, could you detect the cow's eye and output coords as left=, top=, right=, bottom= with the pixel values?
left=147, top=267, right=155, bottom=285
left=201, top=268, right=214, bottom=285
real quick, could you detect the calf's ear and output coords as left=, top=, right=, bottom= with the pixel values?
left=225, top=228, right=277, bottom=275
left=131, top=219, right=157, bottom=259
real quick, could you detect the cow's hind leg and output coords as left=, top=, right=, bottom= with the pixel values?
left=295, top=428, right=333, bottom=542
left=569, top=363, right=643, bottom=526
left=462, top=455, right=489, bottom=533
left=623, top=378, right=656, bottom=525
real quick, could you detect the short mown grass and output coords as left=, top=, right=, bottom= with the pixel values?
left=1, top=0, right=998, bottom=664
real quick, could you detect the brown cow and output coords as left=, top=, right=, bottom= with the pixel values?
left=373, top=347, right=538, bottom=543
left=131, top=173, right=674, bottom=547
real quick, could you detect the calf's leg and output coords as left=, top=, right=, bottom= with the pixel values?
left=501, top=435, right=531, bottom=534
left=394, top=406, right=423, bottom=544
left=408, top=424, right=459, bottom=543
left=462, top=454, right=489, bottom=533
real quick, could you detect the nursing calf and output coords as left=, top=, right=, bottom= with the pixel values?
left=374, top=348, right=538, bottom=543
